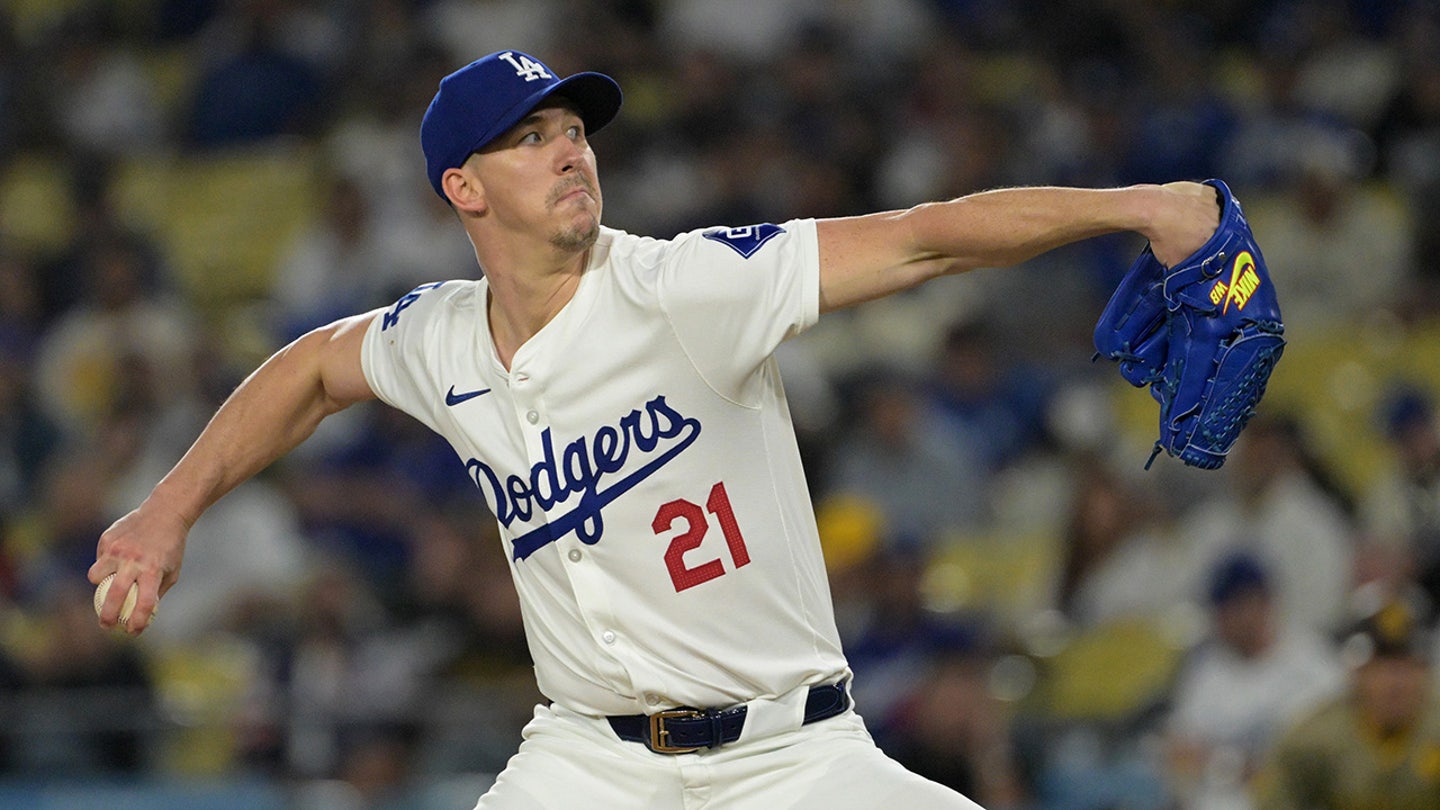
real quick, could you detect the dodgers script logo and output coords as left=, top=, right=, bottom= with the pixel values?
left=467, top=395, right=702, bottom=560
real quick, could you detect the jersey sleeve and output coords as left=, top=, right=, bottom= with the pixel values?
left=359, top=280, right=458, bottom=433
left=657, top=219, right=820, bottom=400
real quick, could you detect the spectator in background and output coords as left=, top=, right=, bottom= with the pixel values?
left=0, top=257, right=60, bottom=518
left=1121, top=15, right=1235, bottom=185
left=1376, top=13, right=1440, bottom=313
left=1286, top=0, right=1401, bottom=133
left=398, top=506, right=544, bottom=777
left=1216, top=6, right=1353, bottom=194
left=925, top=319, right=1052, bottom=474
left=267, top=561, right=449, bottom=780
left=320, top=45, right=478, bottom=299
left=36, top=162, right=170, bottom=328
left=658, top=0, right=820, bottom=63
left=874, top=43, right=1012, bottom=207
left=420, top=0, right=561, bottom=69
left=1164, top=552, right=1345, bottom=810
left=765, top=24, right=877, bottom=218
left=1360, top=385, right=1440, bottom=604
left=270, top=173, right=388, bottom=340
left=323, top=44, right=450, bottom=224
left=1253, top=587, right=1440, bottom=809
left=183, top=0, right=325, bottom=148
left=1175, top=415, right=1356, bottom=636
left=32, top=229, right=194, bottom=438
left=47, top=10, right=165, bottom=158
left=7, top=579, right=158, bottom=776
left=827, top=368, right=988, bottom=551
left=12, top=449, right=121, bottom=599
left=840, top=545, right=971, bottom=747
left=825, top=507, right=1023, bottom=804
left=391, top=504, right=532, bottom=686
left=1244, top=133, right=1412, bottom=337
left=0, top=250, right=44, bottom=356
left=124, top=432, right=311, bottom=645
left=1048, top=456, right=1188, bottom=629
left=280, top=403, right=472, bottom=592
left=887, top=648, right=1027, bottom=809
left=323, top=723, right=424, bottom=810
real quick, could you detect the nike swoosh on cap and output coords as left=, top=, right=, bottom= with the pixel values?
left=445, top=385, right=491, bottom=406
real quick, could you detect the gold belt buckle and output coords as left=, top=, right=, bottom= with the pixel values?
left=647, top=709, right=707, bottom=754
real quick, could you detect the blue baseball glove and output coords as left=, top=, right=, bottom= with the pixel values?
left=1094, top=179, right=1286, bottom=469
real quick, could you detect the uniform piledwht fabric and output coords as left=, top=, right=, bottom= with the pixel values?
left=361, top=220, right=848, bottom=716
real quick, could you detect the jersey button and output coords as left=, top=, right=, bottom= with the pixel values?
left=601, top=630, right=617, bottom=645
left=568, top=549, right=582, bottom=563
left=646, top=694, right=662, bottom=706
left=526, top=410, right=539, bottom=424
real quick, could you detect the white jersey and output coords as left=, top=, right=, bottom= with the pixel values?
left=360, top=219, right=848, bottom=716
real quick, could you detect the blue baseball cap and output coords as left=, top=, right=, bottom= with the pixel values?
left=1207, top=550, right=1270, bottom=606
left=420, top=51, right=622, bottom=200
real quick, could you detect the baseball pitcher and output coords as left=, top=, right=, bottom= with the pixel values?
left=91, top=51, right=1223, bottom=809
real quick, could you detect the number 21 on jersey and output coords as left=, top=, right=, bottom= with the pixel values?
left=651, top=482, right=751, bottom=592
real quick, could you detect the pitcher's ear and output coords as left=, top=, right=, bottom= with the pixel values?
left=442, top=164, right=486, bottom=214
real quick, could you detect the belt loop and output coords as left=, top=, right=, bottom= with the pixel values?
left=708, top=710, right=725, bottom=750
left=733, top=680, right=811, bottom=744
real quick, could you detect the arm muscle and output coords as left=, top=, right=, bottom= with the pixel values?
left=816, top=184, right=1214, bottom=312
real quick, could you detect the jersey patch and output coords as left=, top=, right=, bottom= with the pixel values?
left=702, top=224, right=786, bottom=259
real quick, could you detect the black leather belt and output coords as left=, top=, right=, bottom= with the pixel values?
left=607, top=681, right=850, bottom=754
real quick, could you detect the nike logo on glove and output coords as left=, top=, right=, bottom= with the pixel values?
left=445, top=385, right=491, bottom=406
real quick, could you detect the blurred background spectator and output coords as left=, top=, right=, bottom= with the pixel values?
left=1163, top=552, right=1345, bottom=810
left=1, top=1, right=1439, bottom=808
left=1045, top=455, right=1183, bottom=629
left=1173, top=414, right=1358, bottom=636
left=1252, top=586, right=1440, bottom=810
left=825, top=368, right=989, bottom=552
left=1360, top=385, right=1440, bottom=604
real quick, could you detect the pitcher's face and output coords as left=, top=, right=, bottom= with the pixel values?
left=467, top=99, right=602, bottom=253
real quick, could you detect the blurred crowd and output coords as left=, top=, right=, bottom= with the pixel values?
left=3, top=0, right=1440, bottom=808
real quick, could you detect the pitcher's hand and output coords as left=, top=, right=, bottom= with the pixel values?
left=1146, top=181, right=1221, bottom=268
left=89, top=503, right=189, bottom=635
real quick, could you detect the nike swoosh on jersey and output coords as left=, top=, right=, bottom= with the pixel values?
left=445, top=386, right=492, bottom=406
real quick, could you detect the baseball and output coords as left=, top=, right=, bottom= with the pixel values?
left=93, top=573, right=145, bottom=627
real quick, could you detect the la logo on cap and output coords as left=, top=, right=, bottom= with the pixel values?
left=498, top=52, right=552, bottom=82
left=420, top=50, right=621, bottom=200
